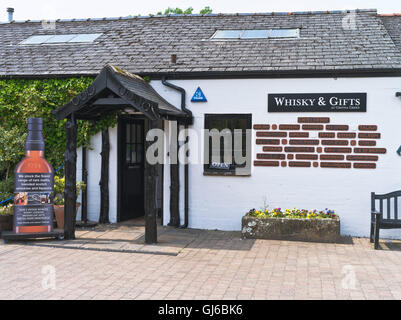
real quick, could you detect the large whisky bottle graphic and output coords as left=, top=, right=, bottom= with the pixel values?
left=14, top=118, right=54, bottom=233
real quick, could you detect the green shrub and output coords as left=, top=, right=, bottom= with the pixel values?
left=0, top=77, right=118, bottom=204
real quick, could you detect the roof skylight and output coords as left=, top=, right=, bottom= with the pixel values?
left=20, top=33, right=102, bottom=45
left=211, top=29, right=299, bottom=40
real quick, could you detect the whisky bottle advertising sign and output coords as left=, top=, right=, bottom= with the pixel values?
left=14, top=118, right=54, bottom=234
left=268, top=93, right=367, bottom=112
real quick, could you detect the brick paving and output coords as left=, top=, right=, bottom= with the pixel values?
left=1, top=225, right=401, bottom=300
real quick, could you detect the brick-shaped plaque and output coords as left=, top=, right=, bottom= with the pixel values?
left=253, top=124, right=270, bottom=130
left=298, top=117, right=330, bottom=124
left=321, top=140, right=349, bottom=146
left=354, top=148, right=386, bottom=154
left=346, top=155, right=378, bottom=161
left=358, top=140, right=376, bottom=146
left=358, top=133, right=381, bottom=139
left=279, top=124, right=300, bottom=130
left=296, top=154, right=318, bottom=160
left=302, top=125, right=324, bottom=130
left=257, top=153, right=285, bottom=160
left=262, top=146, right=283, bottom=152
left=254, top=161, right=280, bottom=167
left=289, top=161, right=311, bottom=167
left=284, top=147, right=315, bottom=153
left=320, top=155, right=345, bottom=160
left=324, top=147, right=352, bottom=153
left=326, top=125, right=349, bottom=131
left=354, top=163, right=376, bottom=169
left=256, top=139, right=281, bottom=145
left=289, top=139, right=319, bottom=145
left=289, top=132, right=309, bottom=138
left=321, top=162, right=351, bottom=168
left=256, top=131, right=287, bottom=137
left=358, top=125, right=377, bottom=131
left=338, top=132, right=356, bottom=139
left=319, top=132, right=335, bottom=138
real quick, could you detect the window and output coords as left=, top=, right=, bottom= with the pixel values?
left=211, top=28, right=299, bottom=40
left=125, top=122, right=144, bottom=165
left=19, top=33, right=102, bottom=45
left=204, top=114, right=252, bottom=175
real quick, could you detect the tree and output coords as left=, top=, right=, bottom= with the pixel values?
left=199, top=6, right=213, bottom=14
left=157, top=7, right=194, bottom=15
left=0, top=126, right=26, bottom=181
left=149, top=6, right=212, bottom=16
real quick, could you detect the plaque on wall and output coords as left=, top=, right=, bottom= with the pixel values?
left=268, top=93, right=366, bottom=112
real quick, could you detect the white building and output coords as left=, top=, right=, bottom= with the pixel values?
left=2, top=9, right=401, bottom=238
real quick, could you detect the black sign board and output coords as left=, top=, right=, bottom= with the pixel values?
left=268, top=93, right=366, bottom=112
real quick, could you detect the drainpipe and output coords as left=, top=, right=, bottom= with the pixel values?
left=7, top=8, right=14, bottom=23
left=161, top=77, right=192, bottom=228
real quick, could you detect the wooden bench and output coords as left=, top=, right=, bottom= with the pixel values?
left=371, top=191, right=401, bottom=249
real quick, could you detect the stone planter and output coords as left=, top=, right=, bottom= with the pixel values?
left=242, top=215, right=340, bottom=243
left=54, top=203, right=81, bottom=229
left=0, top=214, right=13, bottom=235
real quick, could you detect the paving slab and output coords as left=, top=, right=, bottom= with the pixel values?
left=1, top=224, right=401, bottom=300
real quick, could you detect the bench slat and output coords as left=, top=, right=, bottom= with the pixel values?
left=387, top=198, right=391, bottom=219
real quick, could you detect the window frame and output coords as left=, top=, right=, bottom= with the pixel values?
left=204, top=113, right=252, bottom=176
left=210, top=28, right=300, bottom=40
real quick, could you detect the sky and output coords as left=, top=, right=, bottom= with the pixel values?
left=1, top=0, right=400, bottom=22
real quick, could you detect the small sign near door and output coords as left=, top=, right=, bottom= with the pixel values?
left=191, top=87, right=207, bottom=102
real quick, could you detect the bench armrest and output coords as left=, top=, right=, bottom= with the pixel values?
left=372, top=210, right=382, bottom=222
left=371, top=210, right=382, bottom=221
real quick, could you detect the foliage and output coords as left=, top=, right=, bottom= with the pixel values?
left=247, top=208, right=338, bottom=219
left=148, top=6, right=212, bottom=16
left=54, top=176, right=86, bottom=205
left=199, top=6, right=213, bottom=14
left=157, top=7, right=194, bottom=15
left=0, top=203, right=13, bottom=216
left=0, top=126, right=26, bottom=180
left=0, top=177, right=13, bottom=202
left=0, top=77, right=118, bottom=203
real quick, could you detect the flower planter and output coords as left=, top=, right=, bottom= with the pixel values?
left=242, top=215, right=340, bottom=243
left=54, top=203, right=81, bottom=230
left=0, top=214, right=13, bottom=235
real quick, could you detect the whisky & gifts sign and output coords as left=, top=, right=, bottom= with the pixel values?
left=268, top=93, right=366, bottom=112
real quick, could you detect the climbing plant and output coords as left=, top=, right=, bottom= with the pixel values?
left=0, top=77, right=118, bottom=200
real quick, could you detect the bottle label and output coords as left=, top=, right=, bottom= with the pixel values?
left=14, top=173, right=54, bottom=229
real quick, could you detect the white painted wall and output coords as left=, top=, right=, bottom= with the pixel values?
left=82, top=77, right=401, bottom=239
left=76, top=124, right=118, bottom=223
left=151, top=77, right=401, bottom=238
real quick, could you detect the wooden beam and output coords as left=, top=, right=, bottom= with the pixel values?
left=145, top=119, right=158, bottom=244
left=64, top=114, right=77, bottom=240
left=92, top=97, right=128, bottom=106
left=81, top=147, right=88, bottom=223
left=99, top=129, right=110, bottom=223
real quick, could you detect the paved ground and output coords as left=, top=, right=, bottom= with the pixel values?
left=1, top=224, right=401, bottom=300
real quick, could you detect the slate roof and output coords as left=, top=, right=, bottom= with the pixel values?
left=1, top=9, right=401, bottom=77
left=380, top=15, right=401, bottom=53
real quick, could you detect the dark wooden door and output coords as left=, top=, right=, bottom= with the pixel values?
left=120, top=119, right=145, bottom=220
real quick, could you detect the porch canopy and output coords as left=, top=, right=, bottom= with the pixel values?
left=54, top=64, right=191, bottom=243
left=54, top=64, right=190, bottom=121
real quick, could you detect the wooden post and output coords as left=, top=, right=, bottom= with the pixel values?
left=64, top=114, right=77, bottom=240
left=81, top=147, right=88, bottom=223
left=145, top=119, right=158, bottom=244
left=99, top=129, right=110, bottom=224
